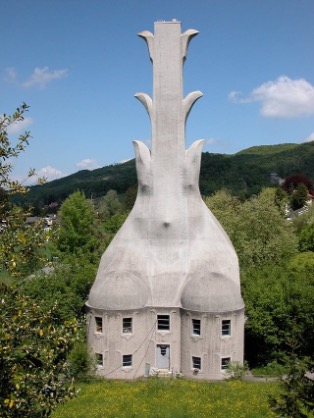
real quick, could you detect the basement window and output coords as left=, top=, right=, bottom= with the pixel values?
left=221, top=319, right=231, bottom=336
left=123, top=317, right=133, bottom=333
left=95, top=353, right=103, bottom=367
left=122, top=354, right=132, bottom=367
left=95, top=316, right=103, bottom=333
left=157, top=315, right=170, bottom=331
left=192, top=356, right=201, bottom=370
left=192, top=319, right=201, bottom=336
left=221, top=357, right=231, bottom=370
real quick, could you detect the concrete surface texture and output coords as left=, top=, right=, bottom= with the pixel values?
left=87, top=21, right=244, bottom=379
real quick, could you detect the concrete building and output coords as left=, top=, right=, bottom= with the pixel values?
left=86, top=20, right=245, bottom=380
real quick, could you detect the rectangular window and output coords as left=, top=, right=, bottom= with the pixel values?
left=192, top=319, right=201, bottom=336
left=95, top=353, right=103, bottom=366
left=221, top=357, right=231, bottom=370
left=222, top=319, right=231, bottom=336
left=95, top=316, right=103, bottom=333
left=192, top=356, right=201, bottom=370
left=157, top=315, right=170, bottom=331
left=123, top=317, right=132, bottom=333
left=122, top=354, right=132, bottom=367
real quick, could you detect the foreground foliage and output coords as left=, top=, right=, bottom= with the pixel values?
left=52, top=378, right=280, bottom=418
left=270, top=354, right=314, bottom=418
left=0, top=104, right=48, bottom=280
left=0, top=285, right=79, bottom=417
left=0, top=105, right=81, bottom=416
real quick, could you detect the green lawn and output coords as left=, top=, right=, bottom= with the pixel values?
left=52, top=378, right=280, bottom=418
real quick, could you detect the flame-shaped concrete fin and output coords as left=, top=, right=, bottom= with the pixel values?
left=138, top=30, right=154, bottom=61
left=183, top=91, right=203, bottom=122
left=134, top=92, right=153, bottom=120
left=181, top=29, right=199, bottom=61
left=133, top=140, right=151, bottom=190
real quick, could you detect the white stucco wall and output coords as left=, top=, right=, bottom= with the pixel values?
left=87, top=306, right=244, bottom=380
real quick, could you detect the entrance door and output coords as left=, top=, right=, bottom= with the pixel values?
left=156, top=344, right=170, bottom=369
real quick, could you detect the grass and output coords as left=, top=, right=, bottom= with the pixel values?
left=252, top=361, right=288, bottom=378
left=52, top=378, right=280, bottom=418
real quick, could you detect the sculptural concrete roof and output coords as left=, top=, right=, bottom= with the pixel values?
left=87, top=21, right=244, bottom=314
left=181, top=274, right=244, bottom=312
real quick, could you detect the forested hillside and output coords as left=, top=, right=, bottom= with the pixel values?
left=17, top=141, right=314, bottom=206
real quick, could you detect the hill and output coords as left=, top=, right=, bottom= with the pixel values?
left=17, top=141, right=314, bottom=206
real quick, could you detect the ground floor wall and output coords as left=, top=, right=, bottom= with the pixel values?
left=86, top=305, right=245, bottom=380
left=180, top=309, right=245, bottom=380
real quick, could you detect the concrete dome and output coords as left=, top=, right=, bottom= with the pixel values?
left=181, top=274, right=244, bottom=312
left=87, top=271, right=150, bottom=310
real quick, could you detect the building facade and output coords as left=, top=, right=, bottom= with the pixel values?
left=86, top=20, right=245, bottom=380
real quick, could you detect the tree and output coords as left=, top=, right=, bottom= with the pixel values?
left=0, top=104, right=48, bottom=281
left=96, top=189, right=122, bottom=220
left=242, top=263, right=314, bottom=365
left=281, top=173, right=313, bottom=211
left=290, top=183, right=309, bottom=211
left=1, top=103, right=32, bottom=194
left=205, top=188, right=298, bottom=268
left=269, top=336, right=314, bottom=418
left=57, top=191, right=100, bottom=258
left=281, top=174, right=314, bottom=196
left=22, top=254, right=97, bottom=323
left=288, top=251, right=314, bottom=277
left=299, top=223, right=314, bottom=252
left=0, top=105, right=78, bottom=415
left=206, top=189, right=312, bottom=366
left=0, top=209, right=49, bottom=279
left=0, top=284, right=78, bottom=417
left=124, top=185, right=137, bottom=211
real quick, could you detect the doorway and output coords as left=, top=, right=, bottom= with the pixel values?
left=156, top=344, right=170, bottom=369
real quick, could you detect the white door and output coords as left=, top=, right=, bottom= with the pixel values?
left=156, top=344, right=170, bottom=369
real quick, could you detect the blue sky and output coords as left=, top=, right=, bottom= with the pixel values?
left=2, top=0, right=314, bottom=183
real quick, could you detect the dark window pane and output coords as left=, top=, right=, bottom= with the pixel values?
left=123, top=354, right=132, bottom=367
left=157, top=315, right=170, bottom=330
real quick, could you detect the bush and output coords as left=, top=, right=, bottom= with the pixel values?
left=0, top=285, right=78, bottom=417
left=225, top=361, right=249, bottom=380
left=67, top=339, right=93, bottom=382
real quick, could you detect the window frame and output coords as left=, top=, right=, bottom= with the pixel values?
left=192, top=318, right=201, bottom=336
left=221, top=357, right=231, bottom=370
left=221, top=319, right=231, bottom=336
left=95, top=316, right=103, bottom=333
left=122, top=354, right=132, bottom=367
left=95, top=353, right=103, bottom=367
left=192, top=356, right=201, bottom=370
left=122, top=317, right=133, bottom=334
left=157, top=314, right=170, bottom=331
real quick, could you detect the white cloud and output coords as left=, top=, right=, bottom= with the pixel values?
left=203, top=138, right=217, bottom=145
left=5, top=117, right=33, bottom=134
left=11, top=166, right=65, bottom=186
left=228, top=91, right=242, bottom=102
left=229, top=76, right=314, bottom=118
left=304, top=132, right=314, bottom=142
left=76, top=158, right=101, bottom=170
left=37, top=166, right=65, bottom=182
left=22, top=66, right=68, bottom=89
left=119, top=158, right=132, bottom=164
left=5, top=67, right=17, bottom=83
